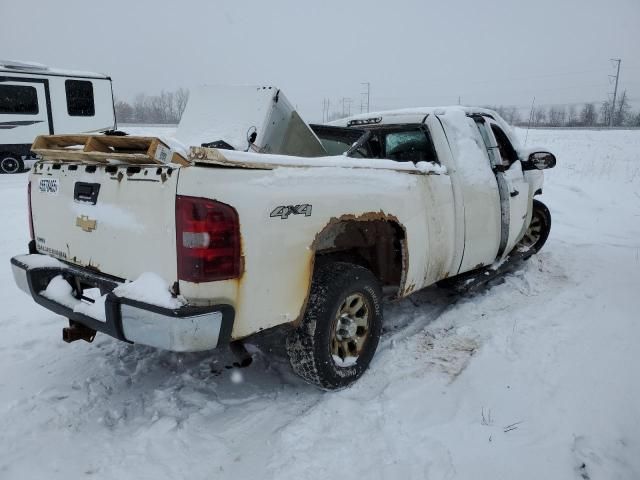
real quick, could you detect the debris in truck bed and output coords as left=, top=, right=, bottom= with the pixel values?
left=31, top=134, right=190, bottom=166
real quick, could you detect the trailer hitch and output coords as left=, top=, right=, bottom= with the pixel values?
left=62, top=320, right=97, bottom=343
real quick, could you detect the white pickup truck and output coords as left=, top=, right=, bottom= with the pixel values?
left=11, top=93, right=555, bottom=389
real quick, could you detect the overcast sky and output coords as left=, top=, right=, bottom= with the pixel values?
left=2, top=0, right=639, bottom=122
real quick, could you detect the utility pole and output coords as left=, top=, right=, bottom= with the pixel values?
left=341, top=97, right=352, bottom=117
left=361, top=82, right=370, bottom=113
left=609, top=58, right=621, bottom=127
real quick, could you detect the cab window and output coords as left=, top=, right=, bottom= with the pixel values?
left=383, top=129, right=437, bottom=163
left=490, top=124, right=518, bottom=166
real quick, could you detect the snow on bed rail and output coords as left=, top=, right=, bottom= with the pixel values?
left=189, top=147, right=447, bottom=174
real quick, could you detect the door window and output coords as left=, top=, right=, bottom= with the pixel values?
left=490, top=124, right=518, bottom=166
left=0, top=85, right=39, bottom=114
left=65, top=80, right=95, bottom=116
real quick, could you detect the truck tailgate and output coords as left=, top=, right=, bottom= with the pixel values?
left=30, top=162, right=179, bottom=283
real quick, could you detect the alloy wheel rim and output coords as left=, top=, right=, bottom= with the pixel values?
left=331, top=292, right=370, bottom=364
left=519, top=211, right=544, bottom=249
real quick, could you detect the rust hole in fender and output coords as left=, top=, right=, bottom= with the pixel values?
left=297, top=211, right=410, bottom=319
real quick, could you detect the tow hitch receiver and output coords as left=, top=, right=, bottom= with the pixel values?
left=62, top=320, right=97, bottom=343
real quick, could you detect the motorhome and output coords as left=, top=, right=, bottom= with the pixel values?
left=0, top=60, right=115, bottom=173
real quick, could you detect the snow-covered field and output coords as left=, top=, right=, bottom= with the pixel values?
left=1, top=128, right=639, bottom=479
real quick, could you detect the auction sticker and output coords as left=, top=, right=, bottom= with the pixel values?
left=38, top=178, right=59, bottom=195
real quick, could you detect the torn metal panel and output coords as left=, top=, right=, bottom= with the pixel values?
left=175, top=85, right=327, bottom=157
left=311, top=212, right=408, bottom=296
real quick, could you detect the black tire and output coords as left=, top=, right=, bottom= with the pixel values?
left=0, top=153, right=24, bottom=174
left=286, top=262, right=383, bottom=390
left=518, top=199, right=551, bottom=253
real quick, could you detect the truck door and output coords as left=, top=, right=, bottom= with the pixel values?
left=0, top=79, right=50, bottom=146
left=435, top=112, right=502, bottom=274
left=474, top=116, right=529, bottom=258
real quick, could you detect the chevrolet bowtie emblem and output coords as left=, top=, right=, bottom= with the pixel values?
left=76, top=215, right=97, bottom=232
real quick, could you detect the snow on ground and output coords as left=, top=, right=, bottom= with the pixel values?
left=1, top=128, right=639, bottom=479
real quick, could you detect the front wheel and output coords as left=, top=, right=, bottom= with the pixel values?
left=0, top=153, right=24, bottom=174
left=286, top=262, right=383, bottom=390
left=517, top=199, right=551, bottom=253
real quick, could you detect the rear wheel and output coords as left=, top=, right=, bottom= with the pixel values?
left=286, top=262, right=382, bottom=390
left=0, top=153, right=24, bottom=174
left=517, top=199, right=551, bottom=253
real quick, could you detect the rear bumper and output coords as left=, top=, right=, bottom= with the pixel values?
left=10, top=254, right=234, bottom=352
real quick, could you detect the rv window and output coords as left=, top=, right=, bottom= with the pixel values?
left=0, top=85, right=39, bottom=115
left=65, top=80, right=95, bottom=116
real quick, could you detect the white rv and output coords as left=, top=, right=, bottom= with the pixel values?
left=0, top=60, right=116, bottom=173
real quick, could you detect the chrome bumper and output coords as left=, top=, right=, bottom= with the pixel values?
left=11, top=254, right=234, bottom=352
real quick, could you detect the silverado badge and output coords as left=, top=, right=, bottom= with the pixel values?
left=75, top=215, right=97, bottom=232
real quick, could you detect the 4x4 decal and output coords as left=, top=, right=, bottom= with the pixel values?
left=270, top=204, right=312, bottom=219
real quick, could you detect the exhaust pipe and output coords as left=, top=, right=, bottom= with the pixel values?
left=62, top=321, right=96, bottom=343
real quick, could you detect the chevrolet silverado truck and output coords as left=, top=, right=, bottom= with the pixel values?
left=10, top=101, right=555, bottom=389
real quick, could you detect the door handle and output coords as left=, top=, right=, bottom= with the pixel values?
left=510, top=189, right=519, bottom=198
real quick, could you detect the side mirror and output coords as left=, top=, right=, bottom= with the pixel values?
left=526, top=151, right=556, bottom=170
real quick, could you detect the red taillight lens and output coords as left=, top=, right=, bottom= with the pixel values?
left=27, top=181, right=34, bottom=241
left=176, top=195, right=241, bottom=283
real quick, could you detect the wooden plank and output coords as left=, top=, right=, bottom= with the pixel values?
left=147, top=138, right=171, bottom=163
left=32, top=134, right=191, bottom=166
left=171, top=152, right=191, bottom=166
left=84, top=137, right=112, bottom=153
left=32, top=134, right=89, bottom=150
left=32, top=149, right=157, bottom=164
left=98, top=136, right=157, bottom=152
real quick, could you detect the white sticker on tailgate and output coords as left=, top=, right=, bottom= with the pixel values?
left=38, top=178, right=59, bottom=195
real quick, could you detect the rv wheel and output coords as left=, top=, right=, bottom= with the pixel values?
left=0, top=153, right=24, bottom=174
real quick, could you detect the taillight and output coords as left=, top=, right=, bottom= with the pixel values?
left=176, top=195, right=241, bottom=282
left=27, top=181, right=34, bottom=241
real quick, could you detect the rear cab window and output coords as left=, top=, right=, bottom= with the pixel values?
left=382, top=126, right=439, bottom=164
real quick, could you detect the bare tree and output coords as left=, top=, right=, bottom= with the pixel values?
left=567, top=105, right=577, bottom=126
left=114, top=99, right=134, bottom=123
left=580, top=103, right=597, bottom=126
left=533, top=107, right=546, bottom=126
left=118, top=88, right=191, bottom=124
left=548, top=106, right=566, bottom=127
left=175, top=88, right=190, bottom=120
left=613, top=90, right=630, bottom=126
left=600, top=101, right=611, bottom=126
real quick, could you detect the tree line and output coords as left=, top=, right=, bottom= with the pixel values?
left=490, top=90, right=640, bottom=127
left=115, top=88, right=189, bottom=124
left=116, top=86, right=640, bottom=128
